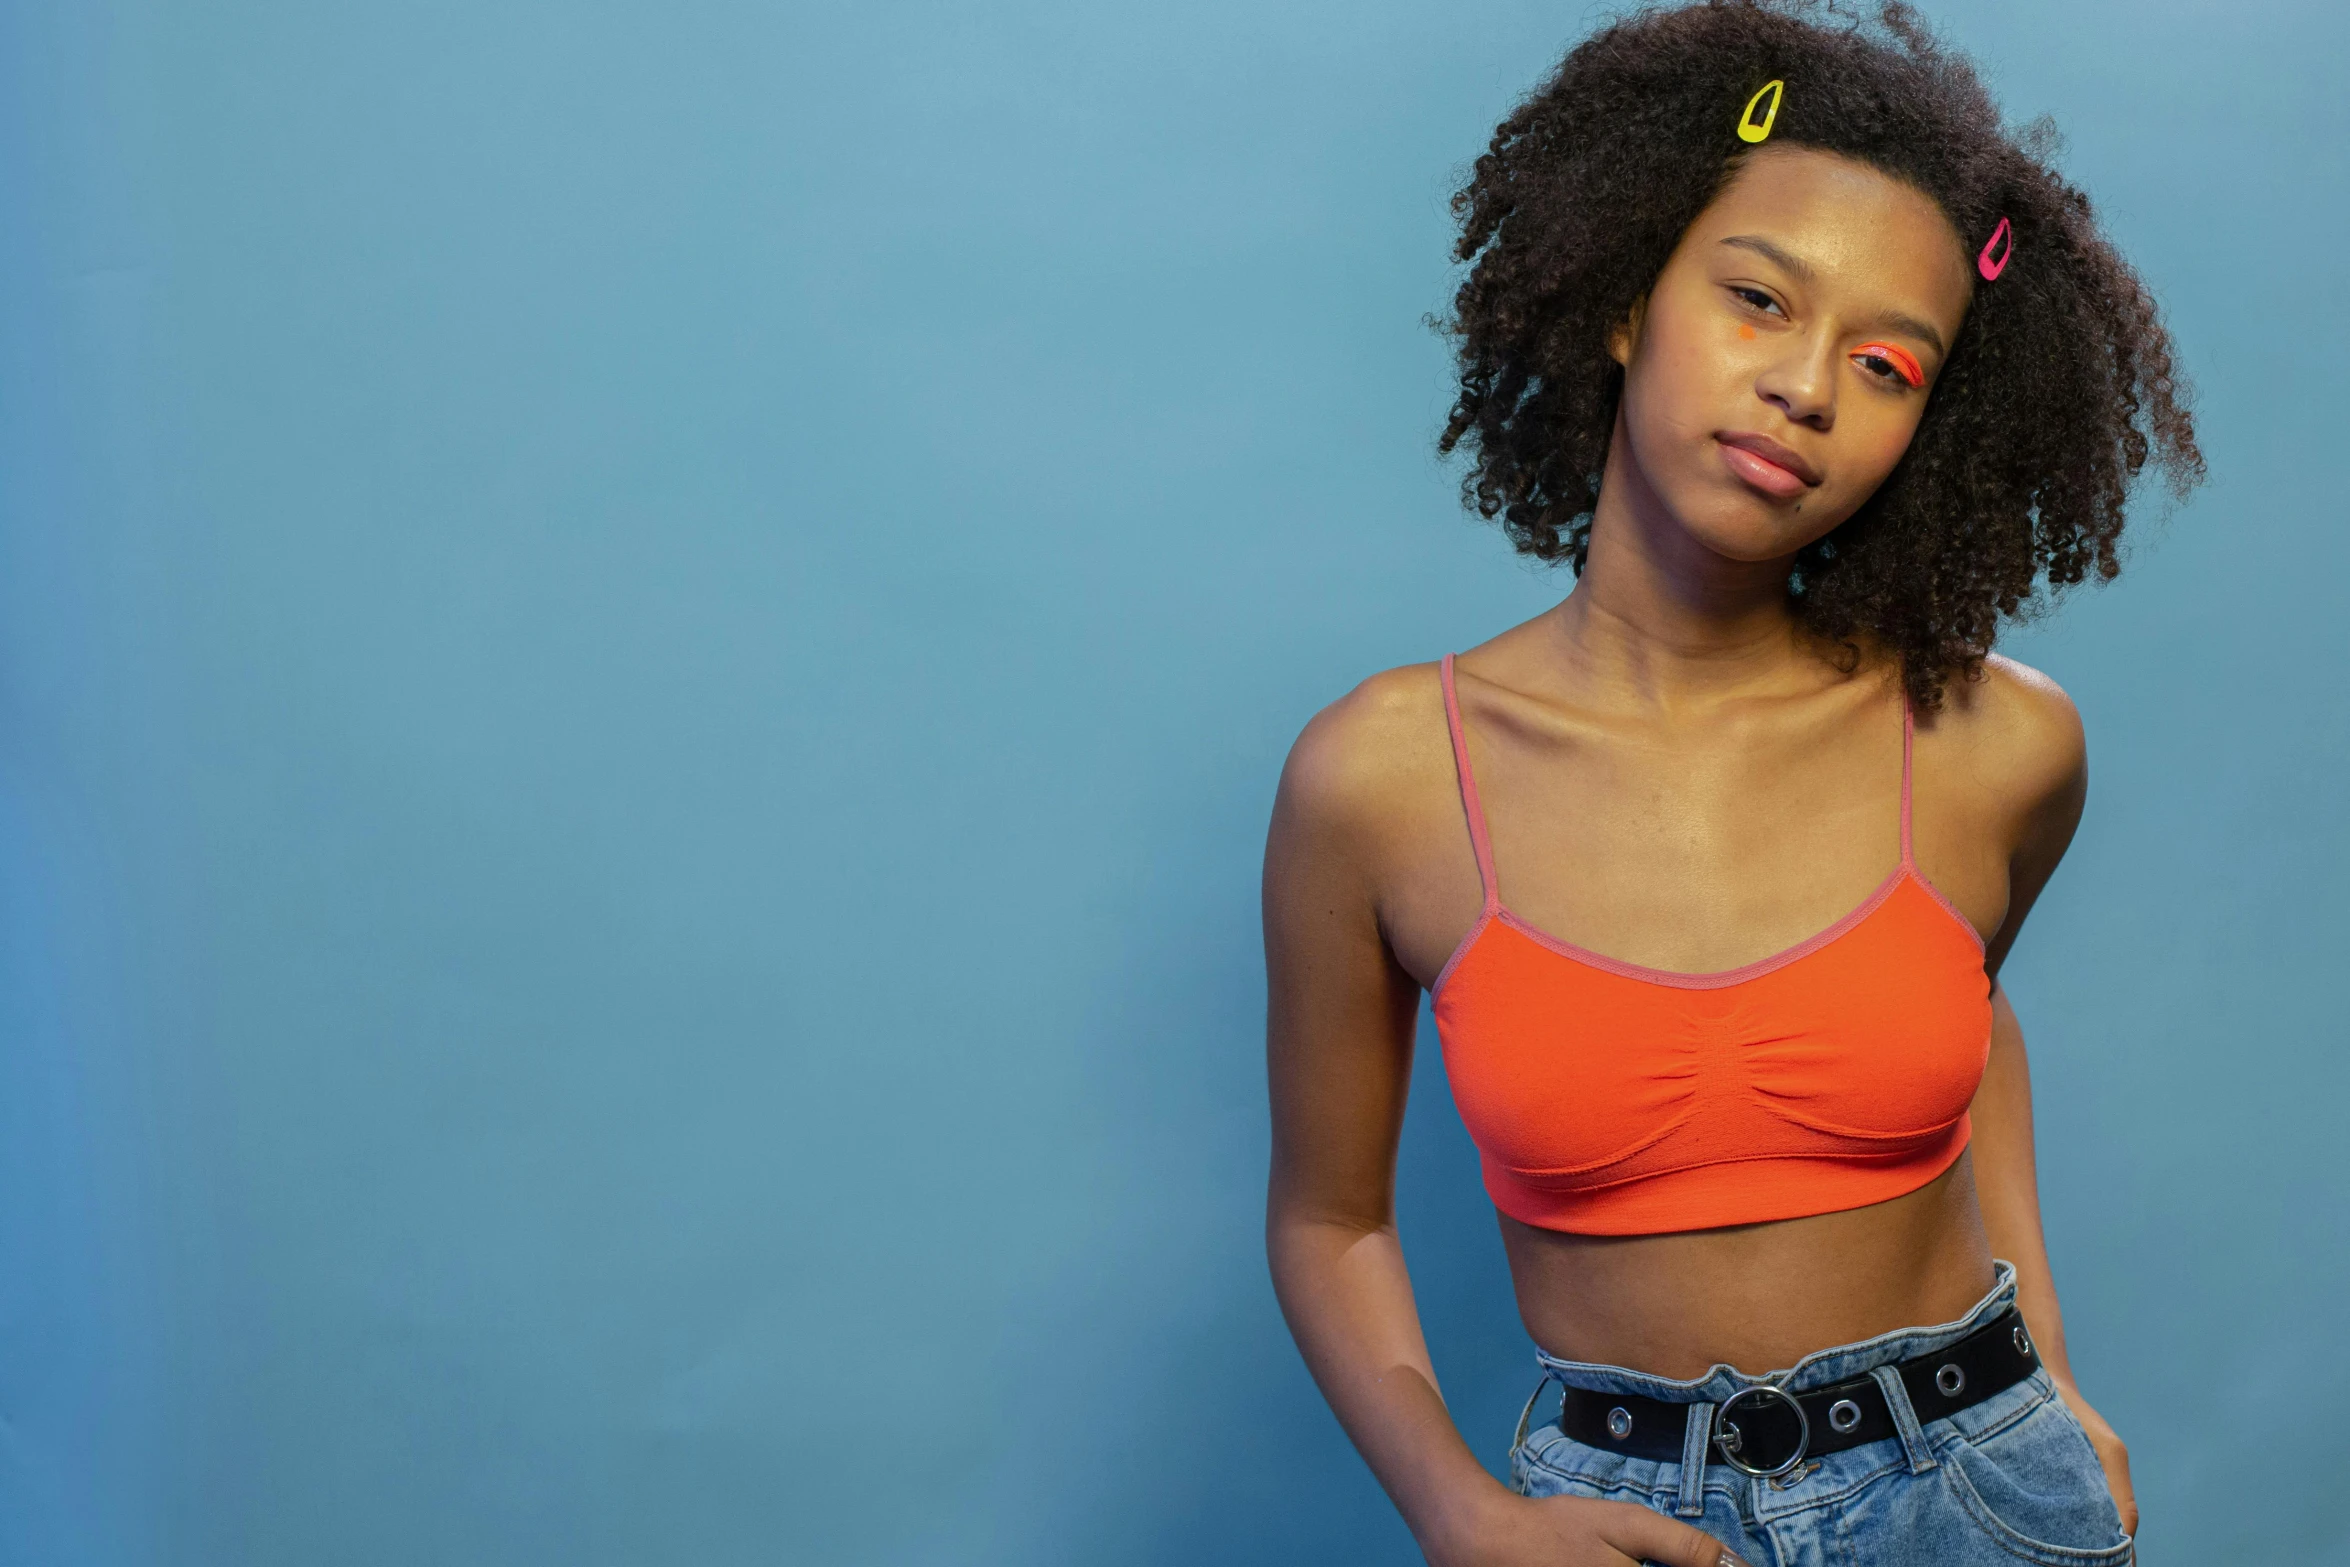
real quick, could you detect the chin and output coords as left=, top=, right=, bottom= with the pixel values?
left=1677, top=497, right=1818, bottom=564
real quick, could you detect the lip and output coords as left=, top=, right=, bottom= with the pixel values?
left=1716, top=431, right=1822, bottom=498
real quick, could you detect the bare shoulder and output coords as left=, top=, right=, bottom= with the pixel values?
left=1929, top=653, right=2087, bottom=808
left=1273, top=661, right=1453, bottom=848
left=1925, top=657, right=2090, bottom=908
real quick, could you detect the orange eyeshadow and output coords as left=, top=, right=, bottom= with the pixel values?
left=1853, top=341, right=1925, bottom=388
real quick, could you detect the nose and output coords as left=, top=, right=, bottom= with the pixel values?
left=1755, top=331, right=1836, bottom=430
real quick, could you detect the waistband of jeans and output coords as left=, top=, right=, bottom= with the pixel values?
left=1530, top=1259, right=2019, bottom=1402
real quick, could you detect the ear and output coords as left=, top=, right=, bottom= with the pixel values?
left=1607, top=296, right=1648, bottom=368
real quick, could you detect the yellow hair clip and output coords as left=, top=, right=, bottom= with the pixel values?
left=1737, top=79, right=1784, bottom=144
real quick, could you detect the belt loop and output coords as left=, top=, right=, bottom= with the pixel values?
left=1512, top=1371, right=1557, bottom=1454
left=1675, top=1402, right=1713, bottom=1516
left=1869, top=1363, right=1937, bottom=1474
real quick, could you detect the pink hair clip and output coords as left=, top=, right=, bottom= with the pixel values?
left=1977, top=217, right=2013, bottom=281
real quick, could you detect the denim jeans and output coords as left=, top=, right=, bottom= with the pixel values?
left=1507, top=1262, right=2133, bottom=1565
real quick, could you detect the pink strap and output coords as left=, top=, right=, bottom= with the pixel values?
left=1899, top=697, right=1916, bottom=867
left=1439, top=654, right=1500, bottom=912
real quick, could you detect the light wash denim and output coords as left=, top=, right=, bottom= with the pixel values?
left=1507, top=1262, right=2133, bottom=1565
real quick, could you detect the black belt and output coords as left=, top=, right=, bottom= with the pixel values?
left=1544, top=1307, right=2041, bottom=1479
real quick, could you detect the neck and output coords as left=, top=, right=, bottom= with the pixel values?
left=1548, top=409, right=1813, bottom=712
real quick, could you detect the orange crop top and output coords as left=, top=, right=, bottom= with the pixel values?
left=1430, top=654, right=1994, bottom=1236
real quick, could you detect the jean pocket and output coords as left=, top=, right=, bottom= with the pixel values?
left=1937, top=1397, right=2132, bottom=1565
left=1511, top=1425, right=1636, bottom=1503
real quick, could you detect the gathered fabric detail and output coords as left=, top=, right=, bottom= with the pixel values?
left=1431, top=654, right=1993, bottom=1236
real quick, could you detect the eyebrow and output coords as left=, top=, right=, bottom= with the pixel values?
left=1869, top=308, right=1949, bottom=359
left=1721, top=233, right=1814, bottom=282
left=1717, top=234, right=1950, bottom=358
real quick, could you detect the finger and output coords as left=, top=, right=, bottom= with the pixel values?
left=2109, top=1462, right=2138, bottom=1536
left=2100, top=1443, right=2137, bottom=1535
left=1594, top=1500, right=1749, bottom=1567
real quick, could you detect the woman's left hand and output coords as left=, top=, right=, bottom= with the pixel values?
left=2052, top=1378, right=2136, bottom=1537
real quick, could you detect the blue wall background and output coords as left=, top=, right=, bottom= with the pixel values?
left=2, top=1, right=2343, bottom=1561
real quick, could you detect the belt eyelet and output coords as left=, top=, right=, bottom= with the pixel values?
left=1828, top=1398, right=1863, bottom=1434
left=1606, top=1406, right=1633, bottom=1440
left=1935, top=1363, right=1967, bottom=1398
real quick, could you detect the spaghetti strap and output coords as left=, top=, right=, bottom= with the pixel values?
left=1439, top=654, right=1501, bottom=912
left=1898, top=696, right=1916, bottom=867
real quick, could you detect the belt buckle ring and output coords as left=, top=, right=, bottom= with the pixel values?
left=1713, top=1384, right=1810, bottom=1479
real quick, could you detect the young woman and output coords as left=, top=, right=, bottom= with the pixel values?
left=1261, top=5, right=2201, bottom=1564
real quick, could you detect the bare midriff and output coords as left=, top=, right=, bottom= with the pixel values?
left=1502, top=1153, right=1998, bottom=1379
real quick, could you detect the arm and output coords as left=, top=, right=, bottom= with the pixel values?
left=1970, top=989, right=2133, bottom=1534
left=1261, top=677, right=1740, bottom=1567
left=1963, top=661, right=2136, bottom=1532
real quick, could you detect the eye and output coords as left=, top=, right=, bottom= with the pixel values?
left=1850, top=341, right=1925, bottom=389
left=1728, top=285, right=1785, bottom=317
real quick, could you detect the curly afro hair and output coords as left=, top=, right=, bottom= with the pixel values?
left=1439, top=0, right=2203, bottom=708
